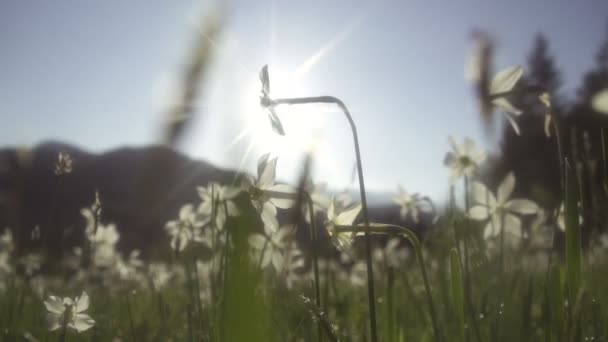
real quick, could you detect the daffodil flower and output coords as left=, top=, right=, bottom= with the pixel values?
left=244, top=153, right=296, bottom=233
left=197, top=182, right=241, bottom=230
left=393, top=186, right=433, bottom=223
left=443, top=136, right=487, bottom=184
left=165, top=204, right=205, bottom=252
left=325, top=197, right=362, bottom=251
left=248, top=225, right=295, bottom=272
left=45, top=291, right=95, bottom=332
left=468, top=172, right=539, bottom=239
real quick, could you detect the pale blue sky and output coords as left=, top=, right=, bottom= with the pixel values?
left=1, top=0, right=607, bottom=201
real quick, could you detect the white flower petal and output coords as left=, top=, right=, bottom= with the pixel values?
left=259, top=157, right=277, bottom=188
left=469, top=205, right=490, bottom=220
left=544, top=114, right=552, bottom=138
left=72, top=313, right=95, bottom=332
left=490, top=65, right=523, bottom=95
left=44, top=296, right=64, bottom=314
left=75, top=291, right=89, bottom=313
left=503, top=214, right=522, bottom=237
left=505, top=199, right=538, bottom=215
left=336, top=204, right=362, bottom=226
left=492, top=97, right=522, bottom=116
left=471, top=182, right=496, bottom=207
left=483, top=221, right=496, bottom=239
left=47, top=312, right=62, bottom=331
left=272, top=251, right=284, bottom=271
left=248, top=234, right=267, bottom=250
left=497, top=172, right=516, bottom=204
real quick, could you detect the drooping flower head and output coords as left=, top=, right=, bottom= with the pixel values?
left=325, top=197, right=362, bottom=251
left=444, top=136, right=487, bottom=184
left=467, top=38, right=525, bottom=135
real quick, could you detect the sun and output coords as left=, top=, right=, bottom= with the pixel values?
left=239, top=66, right=329, bottom=159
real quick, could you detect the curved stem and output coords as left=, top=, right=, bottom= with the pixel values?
left=334, top=223, right=441, bottom=342
left=270, top=95, right=378, bottom=342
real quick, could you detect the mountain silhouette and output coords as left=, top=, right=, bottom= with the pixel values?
left=0, top=142, right=430, bottom=259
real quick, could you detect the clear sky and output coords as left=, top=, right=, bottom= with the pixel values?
left=2, top=0, right=608, bottom=201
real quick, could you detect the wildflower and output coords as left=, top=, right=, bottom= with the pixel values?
left=468, top=172, right=539, bottom=239
left=248, top=225, right=295, bottom=272
left=325, top=197, right=362, bottom=251
left=197, top=182, right=241, bottom=230
left=44, top=291, right=95, bottom=332
left=165, top=204, right=205, bottom=252
left=148, top=262, right=172, bottom=291
left=54, top=152, right=73, bottom=175
left=592, top=88, right=608, bottom=114
left=243, top=153, right=295, bottom=233
left=393, top=186, right=433, bottom=223
left=443, top=136, right=487, bottom=184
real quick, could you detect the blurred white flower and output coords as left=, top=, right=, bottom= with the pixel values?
left=444, top=136, right=487, bottom=184
left=248, top=225, right=294, bottom=272
left=592, top=88, right=608, bottom=114
left=54, top=152, right=73, bottom=175
left=165, top=204, right=205, bottom=252
left=20, top=253, right=42, bottom=277
left=197, top=182, right=241, bottom=230
left=469, top=172, right=539, bottom=239
left=243, top=154, right=295, bottom=233
left=148, top=262, right=172, bottom=291
left=44, top=291, right=95, bottom=332
left=325, top=197, right=362, bottom=251
left=0, top=228, right=14, bottom=253
left=393, top=186, right=433, bottom=223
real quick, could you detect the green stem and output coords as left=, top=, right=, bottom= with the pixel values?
left=387, top=266, right=395, bottom=342
left=335, top=223, right=441, bottom=342
left=126, top=291, right=136, bottom=342
left=270, top=95, right=378, bottom=342
left=305, top=193, right=323, bottom=342
left=463, top=176, right=482, bottom=342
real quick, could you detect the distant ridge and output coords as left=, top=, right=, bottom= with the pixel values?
left=0, top=141, right=430, bottom=258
